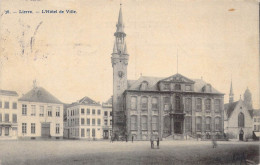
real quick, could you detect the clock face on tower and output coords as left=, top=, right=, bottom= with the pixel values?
left=118, top=71, right=124, bottom=78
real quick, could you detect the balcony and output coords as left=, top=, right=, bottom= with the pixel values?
left=0, top=121, right=12, bottom=126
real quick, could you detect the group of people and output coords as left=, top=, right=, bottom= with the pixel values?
left=150, top=137, right=160, bottom=149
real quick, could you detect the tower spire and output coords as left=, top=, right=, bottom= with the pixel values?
left=229, top=78, right=234, bottom=103
left=116, top=3, right=125, bottom=34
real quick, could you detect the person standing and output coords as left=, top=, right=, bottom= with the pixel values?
left=132, top=135, right=134, bottom=143
left=150, top=138, right=153, bottom=149
left=157, top=138, right=160, bottom=149
left=125, top=135, right=128, bottom=142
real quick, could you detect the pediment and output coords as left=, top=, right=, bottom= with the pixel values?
left=160, top=74, right=195, bottom=84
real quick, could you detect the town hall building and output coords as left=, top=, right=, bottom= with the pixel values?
left=111, top=5, right=225, bottom=140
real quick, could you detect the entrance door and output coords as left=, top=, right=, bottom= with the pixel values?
left=41, top=123, right=50, bottom=138
left=174, top=122, right=182, bottom=134
left=104, top=130, right=109, bottom=139
left=239, top=133, right=244, bottom=141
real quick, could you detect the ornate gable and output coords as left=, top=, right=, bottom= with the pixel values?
left=160, top=74, right=195, bottom=84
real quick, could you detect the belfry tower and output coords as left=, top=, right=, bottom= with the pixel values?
left=111, top=4, right=129, bottom=137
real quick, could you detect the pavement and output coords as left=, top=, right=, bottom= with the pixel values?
left=0, top=140, right=259, bottom=165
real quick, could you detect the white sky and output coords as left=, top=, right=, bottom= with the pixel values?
left=0, top=0, right=259, bottom=108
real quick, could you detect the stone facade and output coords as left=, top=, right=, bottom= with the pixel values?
left=123, top=75, right=224, bottom=140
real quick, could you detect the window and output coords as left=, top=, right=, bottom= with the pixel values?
left=104, top=119, right=108, bottom=125
left=141, top=97, right=148, bottom=110
left=130, top=115, right=137, bottom=130
left=206, top=117, right=211, bottom=131
left=0, top=100, right=2, bottom=108
left=205, top=99, right=211, bottom=111
left=152, top=116, right=159, bottom=131
left=12, top=114, right=17, bottom=123
left=4, top=102, right=9, bottom=109
left=175, top=96, right=181, bottom=112
left=97, top=119, right=101, bottom=126
left=56, top=124, right=60, bottom=134
left=81, top=108, right=84, bottom=114
left=140, top=81, right=148, bottom=90
left=163, top=97, right=170, bottom=111
left=215, top=117, right=221, bottom=131
left=31, top=123, right=35, bottom=134
left=87, top=109, right=90, bottom=115
left=92, top=109, right=95, bottom=115
left=130, top=97, right=137, bottom=110
left=196, top=98, right=202, bottom=111
left=4, top=114, right=9, bottom=122
left=5, top=127, right=9, bottom=136
left=22, top=123, right=27, bottom=134
left=92, top=119, right=95, bottom=126
left=141, top=116, right=148, bottom=130
left=40, top=106, right=44, bottom=116
left=87, top=118, right=90, bottom=126
left=104, top=111, right=108, bottom=116
left=238, top=113, right=244, bottom=127
left=81, top=118, right=85, bottom=125
left=92, top=129, right=96, bottom=138
left=81, top=128, right=85, bottom=137
left=254, top=125, right=256, bottom=131
left=152, top=97, right=158, bottom=110
left=110, top=111, right=112, bottom=116
left=56, top=107, right=60, bottom=117
left=31, top=105, right=36, bottom=116
left=12, top=102, right=17, bottom=109
left=22, top=104, right=27, bottom=115
left=196, top=117, right=202, bottom=132
left=185, top=98, right=192, bottom=114
left=175, top=84, right=181, bottom=90
left=86, top=129, right=90, bottom=137
left=185, top=116, right=192, bottom=132
left=97, top=109, right=101, bottom=115
left=185, top=85, right=191, bottom=91
left=47, top=106, right=52, bottom=117
left=110, top=120, right=112, bottom=126
left=214, top=100, right=220, bottom=112
left=0, top=113, right=2, bottom=122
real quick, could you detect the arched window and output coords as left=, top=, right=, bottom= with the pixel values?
left=206, top=117, right=211, bottom=131
left=215, top=117, right=221, bottom=131
left=152, top=97, right=158, bottom=110
left=141, top=97, right=148, bottom=110
left=152, top=116, right=159, bottom=131
left=140, top=81, right=148, bottom=90
left=130, top=97, right=137, bottom=110
left=196, top=98, right=202, bottom=111
left=185, top=98, right=192, bottom=114
left=130, top=115, right=137, bottom=130
left=205, top=99, right=211, bottom=111
left=238, top=113, right=245, bottom=127
left=196, top=116, right=202, bottom=132
left=175, top=96, right=181, bottom=112
left=141, top=116, right=148, bottom=130
left=214, top=99, right=220, bottom=112
left=163, top=97, right=170, bottom=111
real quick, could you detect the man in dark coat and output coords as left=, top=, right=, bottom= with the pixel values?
left=157, top=138, right=160, bottom=149
left=132, top=135, right=134, bottom=143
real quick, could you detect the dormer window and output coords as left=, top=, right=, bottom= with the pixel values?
left=140, top=81, right=148, bottom=90
left=203, top=84, right=212, bottom=93
left=175, top=84, right=181, bottom=90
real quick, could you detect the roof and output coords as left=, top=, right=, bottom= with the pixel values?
left=126, top=74, right=222, bottom=94
left=224, top=100, right=254, bottom=118
left=69, top=96, right=101, bottom=108
left=0, top=90, right=18, bottom=96
left=224, top=101, right=239, bottom=118
left=18, top=87, right=63, bottom=104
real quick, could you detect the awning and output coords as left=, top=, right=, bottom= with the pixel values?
left=254, top=132, right=260, bottom=137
